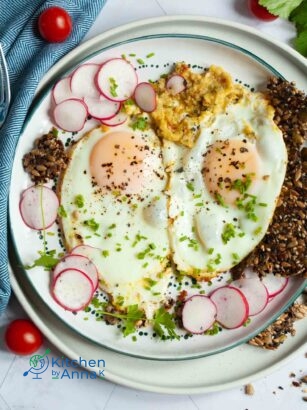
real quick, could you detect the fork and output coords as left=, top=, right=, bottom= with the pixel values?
left=0, top=44, right=11, bottom=129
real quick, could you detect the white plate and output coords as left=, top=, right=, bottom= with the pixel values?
left=9, top=17, right=306, bottom=364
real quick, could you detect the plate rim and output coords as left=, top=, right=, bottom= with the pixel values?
left=9, top=15, right=307, bottom=391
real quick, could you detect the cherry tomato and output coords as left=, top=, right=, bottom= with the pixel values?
left=38, top=7, right=72, bottom=43
left=248, top=0, right=278, bottom=21
left=5, top=319, right=43, bottom=355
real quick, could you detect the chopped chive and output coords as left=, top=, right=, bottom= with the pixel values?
left=186, top=182, right=195, bottom=192
left=146, top=52, right=155, bottom=58
left=137, top=58, right=145, bottom=65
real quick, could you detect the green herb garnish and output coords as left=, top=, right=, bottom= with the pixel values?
left=57, top=205, right=67, bottom=218
left=137, top=58, right=145, bottom=65
left=221, top=223, right=236, bottom=244
left=152, top=307, right=180, bottom=340
left=146, top=52, right=155, bottom=58
left=259, top=0, right=307, bottom=56
left=130, top=117, right=148, bottom=131
left=74, top=194, right=85, bottom=208
left=25, top=250, right=59, bottom=271
left=109, top=77, right=118, bottom=98
left=83, top=218, right=99, bottom=232
left=186, top=182, right=195, bottom=192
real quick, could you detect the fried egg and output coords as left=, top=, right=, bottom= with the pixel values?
left=164, top=91, right=287, bottom=279
left=59, top=125, right=171, bottom=318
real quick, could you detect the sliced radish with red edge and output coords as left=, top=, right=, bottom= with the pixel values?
left=231, top=277, right=269, bottom=316
left=52, top=77, right=75, bottom=104
left=70, top=245, right=102, bottom=276
left=261, top=275, right=289, bottom=298
left=210, top=286, right=249, bottom=329
left=182, top=295, right=217, bottom=334
left=53, top=254, right=98, bottom=290
left=166, top=75, right=187, bottom=95
left=52, top=268, right=94, bottom=311
left=70, top=64, right=100, bottom=99
left=20, top=185, right=59, bottom=230
left=101, top=111, right=127, bottom=127
left=84, top=95, right=120, bottom=120
left=96, top=58, right=138, bottom=102
left=134, top=82, right=157, bottom=112
left=53, top=98, right=88, bottom=132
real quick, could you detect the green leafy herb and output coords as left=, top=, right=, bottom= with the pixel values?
left=186, top=182, right=195, bottom=192
left=74, top=194, right=85, bottom=208
left=25, top=250, right=59, bottom=271
left=232, top=252, right=240, bottom=261
left=109, top=77, right=118, bottom=97
left=243, top=317, right=251, bottom=327
left=130, top=117, right=148, bottom=131
left=152, top=307, right=180, bottom=340
left=260, top=0, right=307, bottom=56
left=83, top=218, right=99, bottom=232
left=205, top=321, right=220, bottom=336
left=137, top=58, right=145, bottom=65
left=51, top=128, right=59, bottom=137
left=143, top=277, right=158, bottom=290
left=102, top=250, right=109, bottom=257
left=221, top=223, right=236, bottom=244
left=146, top=52, right=155, bottom=58
left=122, top=305, right=145, bottom=337
left=231, top=174, right=253, bottom=194
left=57, top=205, right=67, bottom=218
left=214, top=192, right=227, bottom=208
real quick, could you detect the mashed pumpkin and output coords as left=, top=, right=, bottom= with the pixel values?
left=150, top=63, right=244, bottom=147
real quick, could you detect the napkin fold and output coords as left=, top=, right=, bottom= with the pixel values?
left=0, top=0, right=107, bottom=315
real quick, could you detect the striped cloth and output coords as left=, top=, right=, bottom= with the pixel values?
left=0, top=0, right=107, bottom=315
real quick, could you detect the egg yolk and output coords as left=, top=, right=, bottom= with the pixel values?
left=203, top=139, right=260, bottom=205
left=90, top=131, right=156, bottom=195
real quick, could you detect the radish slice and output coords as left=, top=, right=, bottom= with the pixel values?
left=70, top=64, right=100, bottom=99
left=52, top=268, right=94, bottom=311
left=53, top=98, right=88, bottom=132
left=231, top=278, right=269, bottom=316
left=84, top=95, right=120, bottom=120
left=134, top=82, right=157, bottom=112
left=19, top=185, right=59, bottom=230
left=96, top=58, right=138, bottom=102
left=53, top=254, right=98, bottom=290
left=70, top=245, right=102, bottom=277
left=166, top=75, right=187, bottom=95
left=101, top=111, right=127, bottom=127
left=261, top=275, right=289, bottom=297
left=182, top=295, right=217, bottom=334
left=210, top=286, right=249, bottom=329
left=52, top=77, right=75, bottom=104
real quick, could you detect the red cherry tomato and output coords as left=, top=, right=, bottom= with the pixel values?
left=248, top=0, right=278, bottom=21
left=5, top=319, right=43, bottom=355
left=38, top=7, right=72, bottom=43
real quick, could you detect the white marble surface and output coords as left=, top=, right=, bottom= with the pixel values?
left=1, top=0, right=306, bottom=408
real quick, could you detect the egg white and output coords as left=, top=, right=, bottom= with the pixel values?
left=164, top=92, right=287, bottom=279
left=59, top=125, right=171, bottom=318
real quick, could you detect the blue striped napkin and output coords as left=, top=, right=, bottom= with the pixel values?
left=0, top=0, right=107, bottom=315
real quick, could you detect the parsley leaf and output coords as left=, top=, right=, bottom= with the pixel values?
left=109, top=77, right=118, bottom=97
left=25, top=250, right=59, bottom=271
left=260, top=0, right=307, bottom=56
left=122, top=305, right=145, bottom=337
left=259, top=0, right=303, bottom=18
left=152, top=307, right=180, bottom=340
left=290, top=0, right=307, bottom=31
left=293, top=29, right=307, bottom=56
left=130, top=117, right=148, bottom=131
